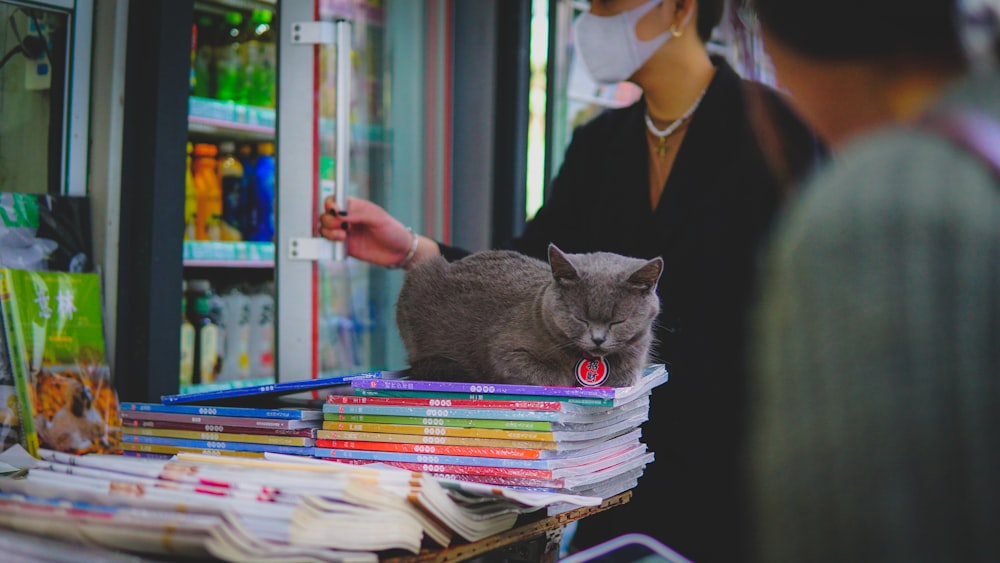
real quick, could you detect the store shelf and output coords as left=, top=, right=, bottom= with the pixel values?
left=195, top=0, right=275, bottom=17
left=183, top=241, right=275, bottom=268
left=188, top=96, right=276, bottom=141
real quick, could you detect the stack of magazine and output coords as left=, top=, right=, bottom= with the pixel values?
left=118, top=372, right=385, bottom=459
left=318, top=364, right=668, bottom=510
left=0, top=444, right=601, bottom=560
left=119, top=402, right=322, bottom=458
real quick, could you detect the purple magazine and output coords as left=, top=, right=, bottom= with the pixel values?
left=351, top=364, right=668, bottom=399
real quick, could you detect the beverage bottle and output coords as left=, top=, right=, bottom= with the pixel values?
left=189, top=22, right=197, bottom=94
left=244, top=9, right=276, bottom=108
left=192, top=143, right=223, bottom=241
left=179, top=291, right=195, bottom=387
left=218, top=287, right=251, bottom=381
left=187, top=279, right=220, bottom=385
left=192, top=13, right=217, bottom=98
left=248, top=142, right=275, bottom=242
left=214, top=11, right=248, bottom=103
left=247, top=283, right=275, bottom=380
left=237, top=143, right=257, bottom=241
left=184, top=142, right=198, bottom=240
left=217, top=141, right=244, bottom=241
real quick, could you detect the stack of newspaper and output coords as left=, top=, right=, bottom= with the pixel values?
left=0, top=445, right=601, bottom=560
left=318, top=364, right=668, bottom=508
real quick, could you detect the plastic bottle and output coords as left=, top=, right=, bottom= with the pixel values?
left=192, top=143, right=223, bottom=241
left=244, top=9, right=276, bottom=108
left=214, top=11, right=248, bottom=103
left=189, top=22, right=197, bottom=94
left=184, top=142, right=197, bottom=240
left=179, top=292, right=195, bottom=387
left=192, top=13, right=217, bottom=98
left=236, top=143, right=257, bottom=241
left=187, top=279, right=220, bottom=385
left=217, top=141, right=244, bottom=241
left=247, top=283, right=275, bottom=380
left=248, top=142, right=275, bottom=242
left=218, top=287, right=251, bottom=381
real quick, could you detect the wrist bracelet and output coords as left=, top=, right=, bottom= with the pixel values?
left=391, top=227, right=419, bottom=270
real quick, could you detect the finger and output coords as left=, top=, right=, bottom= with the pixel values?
left=320, top=227, right=347, bottom=241
left=318, top=212, right=340, bottom=229
left=324, top=196, right=346, bottom=216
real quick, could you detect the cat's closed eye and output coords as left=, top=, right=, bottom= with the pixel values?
left=573, top=316, right=590, bottom=326
left=610, top=320, right=625, bottom=326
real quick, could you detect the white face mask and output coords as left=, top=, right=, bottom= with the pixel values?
left=573, top=0, right=675, bottom=85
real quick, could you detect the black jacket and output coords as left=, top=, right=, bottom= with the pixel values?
left=440, top=58, right=823, bottom=562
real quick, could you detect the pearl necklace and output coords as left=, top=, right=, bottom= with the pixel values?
left=644, top=87, right=708, bottom=157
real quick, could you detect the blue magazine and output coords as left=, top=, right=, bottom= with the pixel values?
left=160, top=371, right=384, bottom=405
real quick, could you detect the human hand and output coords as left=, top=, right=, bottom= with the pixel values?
left=318, top=195, right=425, bottom=268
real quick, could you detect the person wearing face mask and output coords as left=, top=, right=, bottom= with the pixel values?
left=319, top=1, right=823, bottom=560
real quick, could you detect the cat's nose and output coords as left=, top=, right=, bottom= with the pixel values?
left=591, top=332, right=607, bottom=346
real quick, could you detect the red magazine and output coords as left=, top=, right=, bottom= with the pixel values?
left=316, top=457, right=555, bottom=480
left=122, top=418, right=318, bottom=437
left=326, top=395, right=565, bottom=411
left=315, top=439, right=545, bottom=460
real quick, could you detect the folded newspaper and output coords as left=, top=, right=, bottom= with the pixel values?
left=0, top=445, right=602, bottom=560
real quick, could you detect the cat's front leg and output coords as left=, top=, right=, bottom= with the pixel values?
left=605, top=355, right=643, bottom=388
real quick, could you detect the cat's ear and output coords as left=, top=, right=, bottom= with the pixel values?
left=548, top=244, right=579, bottom=283
left=627, top=257, right=663, bottom=292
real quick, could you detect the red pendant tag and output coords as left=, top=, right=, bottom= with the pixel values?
left=575, top=356, right=610, bottom=387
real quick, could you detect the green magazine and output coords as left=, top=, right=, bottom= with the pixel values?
left=1, top=269, right=120, bottom=456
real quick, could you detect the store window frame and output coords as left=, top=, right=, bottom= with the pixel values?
left=0, top=0, right=91, bottom=196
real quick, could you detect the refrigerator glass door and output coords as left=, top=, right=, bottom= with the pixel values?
left=278, top=0, right=447, bottom=384
left=314, top=1, right=387, bottom=378
left=278, top=0, right=416, bottom=384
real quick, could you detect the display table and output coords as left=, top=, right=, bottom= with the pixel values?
left=382, top=491, right=632, bottom=563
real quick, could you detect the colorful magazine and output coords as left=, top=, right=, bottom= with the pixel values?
left=322, top=412, right=553, bottom=431
left=352, top=388, right=620, bottom=407
left=123, top=427, right=315, bottom=447
left=161, top=371, right=383, bottom=405
left=122, top=418, right=317, bottom=437
left=0, top=193, right=96, bottom=454
left=122, top=443, right=265, bottom=459
left=314, top=427, right=641, bottom=452
left=323, top=452, right=656, bottom=490
left=315, top=428, right=641, bottom=461
left=119, top=409, right=320, bottom=430
left=1, top=269, right=119, bottom=457
left=350, top=364, right=668, bottom=406
left=121, top=401, right=323, bottom=420
left=321, top=420, right=559, bottom=442
left=314, top=428, right=561, bottom=450
left=322, top=396, right=651, bottom=423
left=121, top=434, right=315, bottom=456
left=323, top=400, right=649, bottom=432
left=327, top=394, right=569, bottom=411
left=311, top=443, right=647, bottom=472
left=319, top=415, right=648, bottom=443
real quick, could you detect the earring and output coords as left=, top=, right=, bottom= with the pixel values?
left=670, top=24, right=684, bottom=37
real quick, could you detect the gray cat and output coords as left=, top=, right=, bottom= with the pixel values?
left=395, top=244, right=663, bottom=388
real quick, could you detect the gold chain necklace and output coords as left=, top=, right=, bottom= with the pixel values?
left=644, top=87, right=708, bottom=157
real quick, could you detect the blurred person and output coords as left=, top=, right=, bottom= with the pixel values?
left=321, top=1, right=823, bottom=560
left=746, top=0, right=1000, bottom=561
